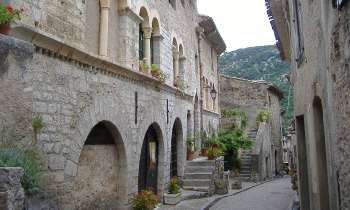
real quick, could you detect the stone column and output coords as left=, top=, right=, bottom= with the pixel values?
left=173, top=48, right=179, bottom=81
left=99, top=0, right=111, bottom=57
left=179, top=56, right=186, bottom=80
left=143, top=27, right=152, bottom=68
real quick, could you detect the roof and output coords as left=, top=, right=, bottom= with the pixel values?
left=198, top=15, right=227, bottom=54
left=220, top=74, right=284, bottom=99
left=265, top=0, right=291, bottom=62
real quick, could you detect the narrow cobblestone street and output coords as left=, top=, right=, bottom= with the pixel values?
left=211, top=177, right=295, bottom=210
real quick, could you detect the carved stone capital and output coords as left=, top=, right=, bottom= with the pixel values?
left=143, top=27, right=153, bottom=39
left=100, top=0, right=111, bottom=8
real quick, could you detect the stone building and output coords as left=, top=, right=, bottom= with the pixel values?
left=267, top=0, right=350, bottom=209
left=0, top=0, right=225, bottom=209
left=219, top=75, right=284, bottom=180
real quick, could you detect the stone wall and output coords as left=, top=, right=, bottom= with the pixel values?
left=219, top=74, right=284, bottom=176
left=220, top=75, right=269, bottom=130
left=0, top=34, right=194, bottom=209
left=270, top=0, right=350, bottom=209
left=0, top=168, right=24, bottom=210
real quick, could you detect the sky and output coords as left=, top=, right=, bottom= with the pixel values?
left=197, top=0, right=277, bottom=52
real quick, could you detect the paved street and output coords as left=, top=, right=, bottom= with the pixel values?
left=211, top=177, right=296, bottom=210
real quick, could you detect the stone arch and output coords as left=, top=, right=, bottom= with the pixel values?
left=138, top=122, right=165, bottom=195
left=170, top=118, right=184, bottom=177
left=139, top=6, right=150, bottom=28
left=312, top=96, right=330, bottom=210
left=72, top=120, right=128, bottom=209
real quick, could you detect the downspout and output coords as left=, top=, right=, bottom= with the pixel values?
left=196, top=27, right=204, bottom=131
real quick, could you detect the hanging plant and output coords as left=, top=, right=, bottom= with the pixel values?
left=0, top=3, right=23, bottom=35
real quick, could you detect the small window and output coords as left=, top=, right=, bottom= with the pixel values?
left=169, top=0, right=176, bottom=9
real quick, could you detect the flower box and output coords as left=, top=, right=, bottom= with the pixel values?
left=163, top=192, right=181, bottom=205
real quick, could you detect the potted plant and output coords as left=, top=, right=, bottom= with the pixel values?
left=214, top=180, right=228, bottom=195
left=132, top=190, right=160, bottom=210
left=200, top=131, right=209, bottom=156
left=163, top=176, right=181, bottom=205
left=186, top=137, right=195, bottom=161
left=208, top=146, right=223, bottom=160
left=174, top=77, right=186, bottom=91
left=158, top=71, right=168, bottom=83
left=0, top=3, right=22, bottom=35
left=139, top=59, right=149, bottom=73
left=151, top=64, right=160, bottom=77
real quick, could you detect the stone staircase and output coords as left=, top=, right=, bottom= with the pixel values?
left=239, top=129, right=257, bottom=180
left=182, top=158, right=214, bottom=192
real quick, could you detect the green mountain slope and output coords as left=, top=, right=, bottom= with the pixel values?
left=219, top=45, right=293, bottom=134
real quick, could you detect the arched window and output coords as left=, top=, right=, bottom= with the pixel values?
left=139, top=7, right=151, bottom=68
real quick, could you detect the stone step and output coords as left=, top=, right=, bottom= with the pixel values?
left=239, top=174, right=251, bottom=177
left=183, top=172, right=212, bottom=180
left=240, top=170, right=251, bottom=174
left=183, top=179, right=211, bottom=187
left=185, top=166, right=214, bottom=174
left=182, top=186, right=210, bottom=192
left=186, top=160, right=215, bottom=167
left=240, top=166, right=251, bottom=170
left=181, top=190, right=209, bottom=201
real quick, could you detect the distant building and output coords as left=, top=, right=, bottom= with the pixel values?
left=220, top=75, right=284, bottom=180
left=267, top=0, right=350, bottom=209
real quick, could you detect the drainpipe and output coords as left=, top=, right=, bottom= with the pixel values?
left=196, top=27, right=205, bottom=132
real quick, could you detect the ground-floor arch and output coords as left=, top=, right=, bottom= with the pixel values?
left=72, top=121, right=128, bottom=209
left=138, top=122, right=164, bottom=194
left=170, top=118, right=184, bottom=177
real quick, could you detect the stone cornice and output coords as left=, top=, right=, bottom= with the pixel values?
left=202, top=109, right=220, bottom=117
left=10, top=25, right=193, bottom=102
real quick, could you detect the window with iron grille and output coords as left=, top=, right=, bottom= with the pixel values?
left=292, top=0, right=304, bottom=66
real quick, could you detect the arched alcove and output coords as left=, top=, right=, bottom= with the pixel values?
left=170, top=118, right=184, bottom=177
left=138, top=123, right=164, bottom=194
left=151, top=18, right=161, bottom=66
left=73, top=121, right=127, bottom=209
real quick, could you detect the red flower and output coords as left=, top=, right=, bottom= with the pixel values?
left=6, top=5, right=13, bottom=13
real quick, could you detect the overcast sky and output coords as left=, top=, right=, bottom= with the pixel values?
left=197, top=0, right=277, bottom=52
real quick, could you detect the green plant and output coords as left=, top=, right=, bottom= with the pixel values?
left=132, top=190, right=159, bottom=210
left=174, top=78, right=186, bottom=91
left=256, top=110, right=271, bottom=126
left=218, top=128, right=252, bottom=153
left=168, top=176, right=180, bottom=194
left=151, top=64, right=158, bottom=70
left=225, top=154, right=241, bottom=170
left=208, top=146, right=224, bottom=159
left=221, top=108, right=248, bottom=129
left=186, top=137, right=195, bottom=152
left=0, top=147, right=42, bottom=195
left=32, top=115, right=44, bottom=145
left=0, top=3, right=22, bottom=25
left=214, top=180, right=225, bottom=188
left=158, top=71, right=168, bottom=83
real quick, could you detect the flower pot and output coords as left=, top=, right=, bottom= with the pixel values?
left=208, top=155, right=214, bottom=160
left=201, top=148, right=208, bottom=156
left=163, top=192, right=181, bottom=205
left=151, top=70, right=160, bottom=78
left=187, top=151, right=193, bottom=161
left=0, top=24, right=11, bottom=35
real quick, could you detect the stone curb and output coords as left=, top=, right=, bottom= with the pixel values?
left=200, top=179, right=275, bottom=210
